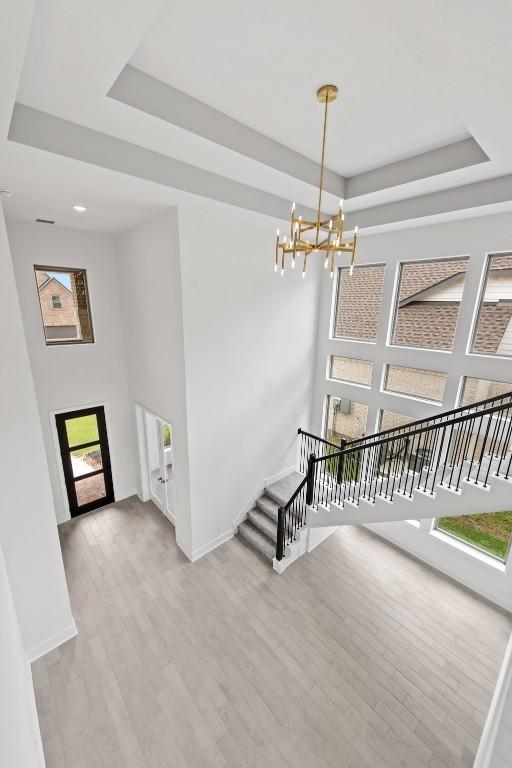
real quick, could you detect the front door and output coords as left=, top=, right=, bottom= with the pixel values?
left=56, top=406, right=115, bottom=517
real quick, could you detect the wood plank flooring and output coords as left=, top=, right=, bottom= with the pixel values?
left=32, top=496, right=512, bottom=768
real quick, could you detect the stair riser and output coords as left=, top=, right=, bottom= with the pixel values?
left=238, top=523, right=275, bottom=561
left=255, top=497, right=279, bottom=522
left=248, top=512, right=277, bottom=542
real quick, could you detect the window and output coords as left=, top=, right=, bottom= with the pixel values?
left=34, top=266, right=94, bottom=345
left=460, top=377, right=511, bottom=407
left=333, top=264, right=385, bottom=342
left=378, top=409, right=431, bottom=475
left=329, top=356, right=373, bottom=386
left=325, top=395, right=368, bottom=445
left=383, top=364, right=447, bottom=403
left=436, top=512, right=512, bottom=562
left=379, top=409, right=415, bottom=432
left=391, top=257, right=469, bottom=350
left=471, top=253, right=512, bottom=357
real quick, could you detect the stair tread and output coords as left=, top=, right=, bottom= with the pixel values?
left=238, top=521, right=275, bottom=561
left=248, top=508, right=278, bottom=541
left=256, top=495, right=280, bottom=521
left=264, top=471, right=304, bottom=506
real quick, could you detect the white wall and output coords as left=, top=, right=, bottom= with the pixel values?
left=115, top=209, right=193, bottom=556
left=116, top=202, right=320, bottom=560
left=312, top=210, right=512, bottom=610
left=475, top=632, right=512, bottom=768
left=8, top=220, right=137, bottom=523
left=0, top=543, right=45, bottom=768
left=178, top=198, right=320, bottom=558
left=0, top=206, right=74, bottom=659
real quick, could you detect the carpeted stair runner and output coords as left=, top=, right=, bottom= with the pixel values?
left=237, top=472, right=303, bottom=562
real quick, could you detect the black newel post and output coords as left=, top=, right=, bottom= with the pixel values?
left=276, top=507, right=285, bottom=560
left=336, top=439, right=346, bottom=485
left=306, top=452, right=316, bottom=505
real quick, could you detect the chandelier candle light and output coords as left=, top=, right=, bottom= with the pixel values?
left=274, top=84, right=358, bottom=278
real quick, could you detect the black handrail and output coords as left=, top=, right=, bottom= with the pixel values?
left=345, top=390, right=512, bottom=450
left=297, top=428, right=343, bottom=474
left=298, top=428, right=340, bottom=450
left=276, top=476, right=307, bottom=560
left=275, top=391, right=512, bottom=561
left=318, top=397, right=512, bottom=461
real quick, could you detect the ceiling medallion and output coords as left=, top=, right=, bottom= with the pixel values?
left=275, top=84, right=358, bottom=278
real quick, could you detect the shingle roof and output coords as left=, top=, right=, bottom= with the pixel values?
left=335, top=264, right=384, bottom=341
left=398, top=259, right=469, bottom=302
left=335, top=257, right=512, bottom=352
left=393, top=303, right=460, bottom=349
left=473, top=303, right=512, bottom=354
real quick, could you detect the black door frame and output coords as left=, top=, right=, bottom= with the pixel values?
left=56, top=405, right=115, bottom=517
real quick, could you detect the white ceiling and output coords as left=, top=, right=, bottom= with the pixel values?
left=2, top=0, right=512, bottom=233
left=131, top=0, right=510, bottom=175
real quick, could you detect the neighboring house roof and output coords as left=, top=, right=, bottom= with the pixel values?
left=394, top=301, right=512, bottom=353
left=38, top=276, right=72, bottom=295
left=393, top=303, right=460, bottom=349
left=473, top=303, right=512, bottom=354
left=398, top=259, right=468, bottom=303
left=399, top=271, right=466, bottom=307
left=336, top=254, right=512, bottom=353
left=36, top=270, right=50, bottom=288
left=398, top=253, right=512, bottom=304
left=335, top=264, right=384, bottom=341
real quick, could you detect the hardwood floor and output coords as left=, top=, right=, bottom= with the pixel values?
left=33, top=497, right=512, bottom=768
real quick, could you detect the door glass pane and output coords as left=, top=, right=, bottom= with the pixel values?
left=65, top=414, right=99, bottom=447
left=75, top=474, right=106, bottom=507
left=70, top=444, right=102, bottom=477
left=163, top=423, right=172, bottom=447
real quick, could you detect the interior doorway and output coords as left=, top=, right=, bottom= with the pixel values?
left=144, top=411, right=175, bottom=524
left=55, top=405, right=115, bottom=517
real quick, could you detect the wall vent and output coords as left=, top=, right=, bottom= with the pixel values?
left=36, top=218, right=55, bottom=224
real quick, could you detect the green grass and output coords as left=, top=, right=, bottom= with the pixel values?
left=437, top=511, right=512, bottom=560
left=322, top=442, right=361, bottom=483
left=66, top=415, right=99, bottom=455
left=162, top=423, right=171, bottom=447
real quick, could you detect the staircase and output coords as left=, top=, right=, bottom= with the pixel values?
left=238, top=391, right=512, bottom=571
left=238, top=473, right=303, bottom=561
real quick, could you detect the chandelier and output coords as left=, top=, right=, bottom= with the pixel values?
left=274, top=84, right=358, bottom=278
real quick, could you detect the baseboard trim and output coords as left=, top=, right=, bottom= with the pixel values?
left=264, top=465, right=296, bottom=487
left=233, top=466, right=297, bottom=531
left=26, top=619, right=78, bottom=663
left=191, top=528, right=234, bottom=561
left=26, top=662, right=46, bottom=767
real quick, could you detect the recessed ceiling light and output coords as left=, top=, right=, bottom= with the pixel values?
left=73, top=204, right=87, bottom=213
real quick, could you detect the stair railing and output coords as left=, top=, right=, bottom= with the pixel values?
left=276, top=391, right=512, bottom=561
